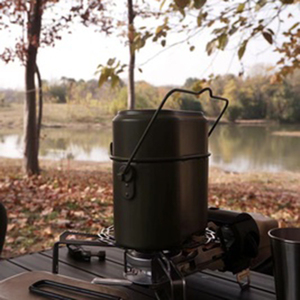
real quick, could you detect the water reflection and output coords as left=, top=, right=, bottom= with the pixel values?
left=0, top=128, right=112, bottom=162
left=40, top=129, right=111, bottom=161
left=0, top=124, right=299, bottom=172
left=39, top=128, right=111, bottom=161
left=209, top=124, right=300, bottom=172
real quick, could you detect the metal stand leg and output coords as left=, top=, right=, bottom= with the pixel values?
left=52, top=231, right=113, bottom=274
left=152, top=253, right=186, bottom=300
left=52, top=242, right=60, bottom=274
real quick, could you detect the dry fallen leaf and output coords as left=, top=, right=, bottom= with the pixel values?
left=1, top=160, right=299, bottom=259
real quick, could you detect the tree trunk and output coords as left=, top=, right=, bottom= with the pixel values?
left=127, top=0, right=135, bottom=109
left=24, top=0, right=43, bottom=175
left=36, top=63, right=43, bottom=152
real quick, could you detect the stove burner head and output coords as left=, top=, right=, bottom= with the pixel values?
left=124, top=250, right=182, bottom=286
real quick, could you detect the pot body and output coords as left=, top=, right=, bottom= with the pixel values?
left=111, top=110, right=209, bottom=251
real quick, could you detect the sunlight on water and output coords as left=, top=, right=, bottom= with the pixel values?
left=0, top=135, right=23, bottom=158
left=210, top=154, right=283, bottom=173
left=42, top=144, right=110, bottom=162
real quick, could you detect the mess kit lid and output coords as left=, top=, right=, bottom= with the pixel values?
left=112, top=109, right=208, bottom=161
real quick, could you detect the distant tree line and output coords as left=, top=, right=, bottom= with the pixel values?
left=1, top=66, right=300, bottom=123
left=207, top=67, right=300, bottom=123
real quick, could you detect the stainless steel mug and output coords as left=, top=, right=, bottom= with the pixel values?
left=268, top=228, right=300, bottom=300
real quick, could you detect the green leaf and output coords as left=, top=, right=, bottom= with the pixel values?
left=197, top=12, right=207, bottom=26
left=111, top=74, right=120, bottom=88
left=218, top=34, right=228, bottom=50
left=197, top=15, right=202, bottom=27
left=107, top=58, right=116, bottom=66
left=190, top=45, right=195, bottom=51
left=194, top=0, right=206, bottom=9
left=206, top=40, right=216, bottom=56
left=236, top=3, right=245, bottom=13
left=159, top=0, right=167, bottom=10
left=213, top=26, right=228, bottom=35
left=134, top=37, right=146, bottom=51
left=262, top=31, right=273, bottom=44
left=289, top=22, right=300, bottom=31
left=134, top=33, right=141, bottom=42
left=238, top=40, right=248, bottom=60
left=255, top=0, right=267, bottom=11
left=114, top=62, right=120, bottom=71
left=98, top=71, right=108, bottom=88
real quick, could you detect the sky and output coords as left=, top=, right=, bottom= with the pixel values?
left=0, top=3, right=298, bottom=90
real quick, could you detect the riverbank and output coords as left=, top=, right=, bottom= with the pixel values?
left=0, top=157, right=299, bottom=258
left=1, top=102, right=293, bottom=131
left=0, top=103, right=113, bottom=131
left=272, top=131, right=300, bottom=137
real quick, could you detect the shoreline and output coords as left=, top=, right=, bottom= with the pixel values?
left=1, top=156, right=300, bottom=175
left=1, top=157, right=300, bottom=188
left=3, top=119, right=300, bottom=132
left=2, top=103, right=300, bottom=131
left=272, top=131, right=300, bottom=137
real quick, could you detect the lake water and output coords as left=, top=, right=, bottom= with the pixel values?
left=1, top=124, right=300, bottom=172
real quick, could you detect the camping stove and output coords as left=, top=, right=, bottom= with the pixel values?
left=52, top=87, right=277, bottom=300
left=52, top=209, right=277, bottom=300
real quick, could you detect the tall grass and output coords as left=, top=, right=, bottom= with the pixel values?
left=0, top=103, right=113, bottom=129
left=43, top=103, right=112, bottom=125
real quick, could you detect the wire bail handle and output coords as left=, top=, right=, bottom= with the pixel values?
left=119, top=87, right=229, bottom=180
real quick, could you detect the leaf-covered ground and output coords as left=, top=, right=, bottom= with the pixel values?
left=0, top=158, right=299, bottom=258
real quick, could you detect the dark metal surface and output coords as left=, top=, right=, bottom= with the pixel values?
left=5, top=250, right=152, bottom=299
left=112, top=110, right=208, bottom=162
left=116, top=87, right=228, bottom=177
left=208, top=209, right=260, bottom=274
left=0, top=246, right=276, bottom=300
left=112, top=158, right=209, bottom=250
left=111, top=87, right=228, bottom=251
left=29, top=279, right=122, bottom=300
left=269, top=228, right=300, bottom=300
left=152, top=253, right=187, bottom=300
left=52, top=231, right=114, bottom=274
left=0, top=202, right=7, bottom=256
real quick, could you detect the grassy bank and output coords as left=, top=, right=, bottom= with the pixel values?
left=0, top=103, right=113, bottom=130
left=0, top=103, right=284, bottom=132
left=0, top=158, right=299, bottom=258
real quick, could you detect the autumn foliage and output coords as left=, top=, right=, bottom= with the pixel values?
left=0, top=160, right=113, bottom=257
left=1, top=159, right=299, bottom=258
